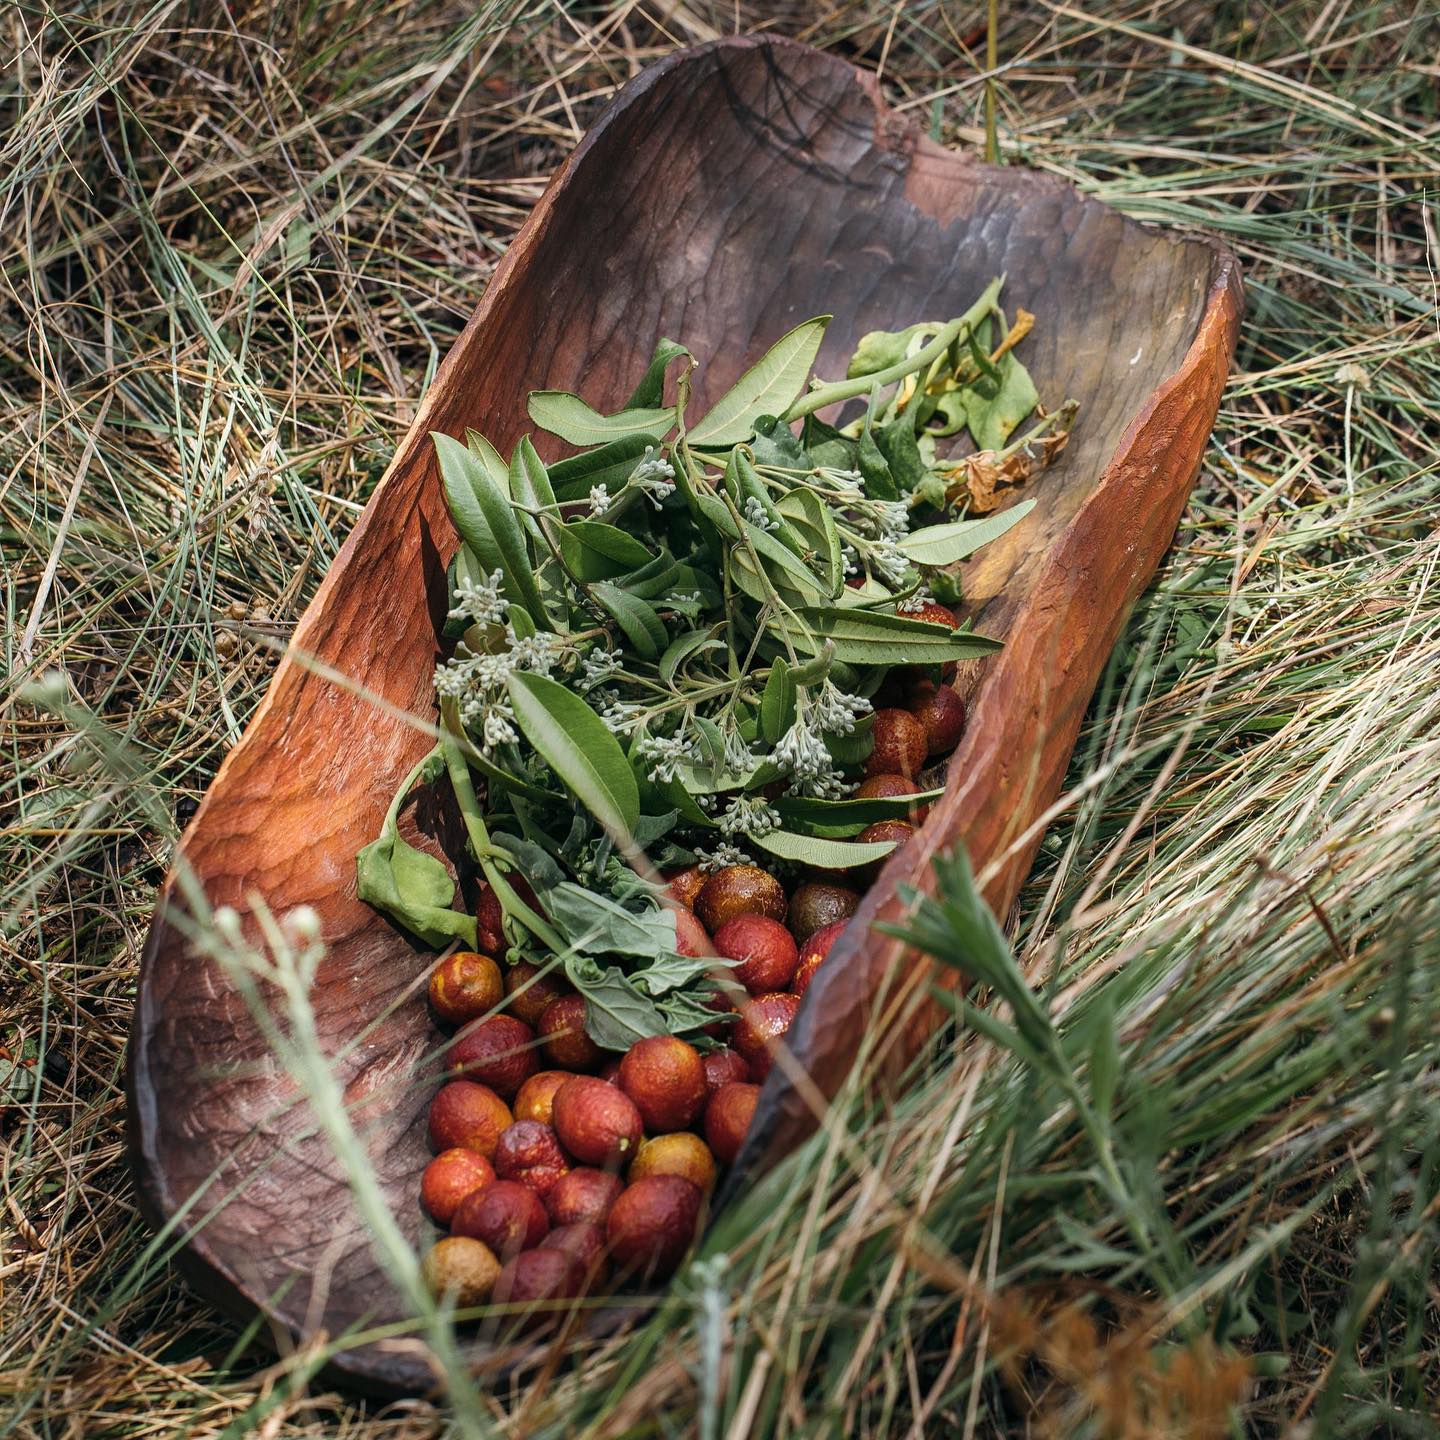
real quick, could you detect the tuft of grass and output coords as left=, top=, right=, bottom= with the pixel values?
left=3, top=1, right=1439, bottom=1436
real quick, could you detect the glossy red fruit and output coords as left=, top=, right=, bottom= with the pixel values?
left=452, top=1178, right=548, bottom=1256
left=704, top=1081, right=760, bottom=1165
left=734, top=992, right=801, bottom=1081
left=537, top=994, right=603, bottom=1071
left=792, top=919, right=847, bottom=997
left=427, top=1080, right=513, bottom=1158
left=665, top=865, right=707, bottom=910
left=672, top=906, right=713, bottom=958
left=421, top=1149, right=495, bottom=1226
left=551, top=1076, right=644, bottom=1166
left=618, top=1035, right=708, bottom=1132
left=492, top=1248, right=584, bottom=1322
left=713, top=914, right=799, bottom=995
left=541, top=1221, right=608, bottom=1284
left=854, top=772, right=929, bottom=821
left=865, top=708, right=928, bottom=778
left=513, top=1070, right=575, bottom=1128
left=493, top=1120, right=570, bottom=1197
left=909, top=683, right=966, bottom=756
left=428, top=951, right=504, bottom=1026
left=857, top=820, right=915, bottom=882
left=606, top=1176, right=703, bottom=1281
left=701, top=1047, right=750, bottom=1096
left=503, top=960, right=568, bottom=1029
left=546, top=1167, right=625, bottom=1228
left=448, top=1015, right=539, bottom=1098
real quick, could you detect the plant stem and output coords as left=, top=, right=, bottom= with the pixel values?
left=782, top=278, right=1003, bottom=423
left=985, top=0, right=999, bottom=165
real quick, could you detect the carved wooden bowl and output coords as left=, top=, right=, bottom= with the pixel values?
left=126, top=35, right=1241, bottom=1394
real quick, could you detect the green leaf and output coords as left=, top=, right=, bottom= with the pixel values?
left=465, top=429, right=510, bottom=490
left=873, top=423, right=927, bottom=490
left=896, top=499, right=1037, bottom=566
left=753, top=828, right=900, bottom=870
left=760, top=659, right=796, bottom=744
left=626, top=337, right=692, bottom=409
left=1090, top=1001, right=1120, bottom=1125
left=545, top=883, right=678, bottom=960
left=558, top=520, right=657, bottom=580
left=527, top=391, right=674, bottom=447
left=965, top=351, right=1040, bottom=451
left=775, top=489, right=843, bottom=596
left=775, top=787, right=942, bottom=831
left=660, top=628, right=724, bottom=686
left=689, top=317, right=831, bottom=447
left=506, top=671, right=640, bottom=839
left=547, top=435, right=658, bottom=502
left=740, top=519, right=827, bottom=601
left=591, top=581, right=667, bottom=658
left=748, top=415, right=813, bottom=470
left=857, top=423, right=898, bottom=500
left=780, top=607, right=1003, bottom=665
left=564, top=955, right=671, bottom=1051
left=695, top=490, right=741, bottom=540
left=356, top=748, right=477, bottom=949
left=511, top=436, right=557, bottom=516
left=433, top=432, right=547, bottom=625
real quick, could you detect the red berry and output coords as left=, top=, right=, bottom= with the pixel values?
left=713, top=914, right=799, bottom=995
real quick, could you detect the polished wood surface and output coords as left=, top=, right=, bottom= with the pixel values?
left=126, top=35, right=1242, bottom=1394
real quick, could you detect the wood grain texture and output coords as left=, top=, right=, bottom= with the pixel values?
left=125, top=35, right=1242, bottom=1394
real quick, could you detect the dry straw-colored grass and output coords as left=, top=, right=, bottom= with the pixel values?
left=4, top=1, right=1439, bottom=1435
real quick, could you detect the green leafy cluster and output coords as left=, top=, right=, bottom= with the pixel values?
left=358, top=279, right=1073, bottom=1047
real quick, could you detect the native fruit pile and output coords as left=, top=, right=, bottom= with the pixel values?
left=354, top=282, right=1075, bottom=1322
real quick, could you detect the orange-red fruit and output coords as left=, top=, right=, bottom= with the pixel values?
left=702, top=1047, right=751, bottom=1095
left=713, top=914, right=799, bottom=995
left=618, top=1035, right=708, bottom=1132
left=855, top=772, right=918, bottom=802
left=859, top=818, right=914, bottom=845
left=672, top=907, right=713, bottom=958
left=704, top=1081, right=760, bottom=1165
left=494, top=1121, right=570, bottom=1197
left=630, top=1132, right=718, bottom=1196
left=909, top=684, right=966, bottom=756
left=504, top=961, right=569, bottom=1029
left=492, top=1248, right=584, bottom=1321
left=695, top=864, right=787, bottom=933
left=546, top=1167, right=625, bottom=1227
left=449, top=1015, right=538, bottom=1098
left=513, top=1070, right=574, bottom=1127
left=452, top=1178, right=548, bottom=1256
left=865, top=708, right=928, bottom=779
left=787, top=882, right=860, bottom=943
left=538, top=994, right=603, bottom=1071
left=606, top=1176, right=703, bottom=1281
left=665, top=865, right=707, bottom=910
left=552, top=1075, right=644, bottom=1166
left=734, top=992, right=801, bottom=1081
left=428, top=951, right=504, bottom=1026
left=421, top=1148, right=496, bottom=1226
left=541, top=1221, right=608, bottom=1284
left=428, top=1081, right=513, bottom=1158
left=793, top=919, right=847, bottom=997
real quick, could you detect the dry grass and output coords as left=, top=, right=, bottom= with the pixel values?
left=4, top=1, right=1439, bottom=1435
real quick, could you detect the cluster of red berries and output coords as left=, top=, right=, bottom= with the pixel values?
left=419, top=633, right=967, bottom=1323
